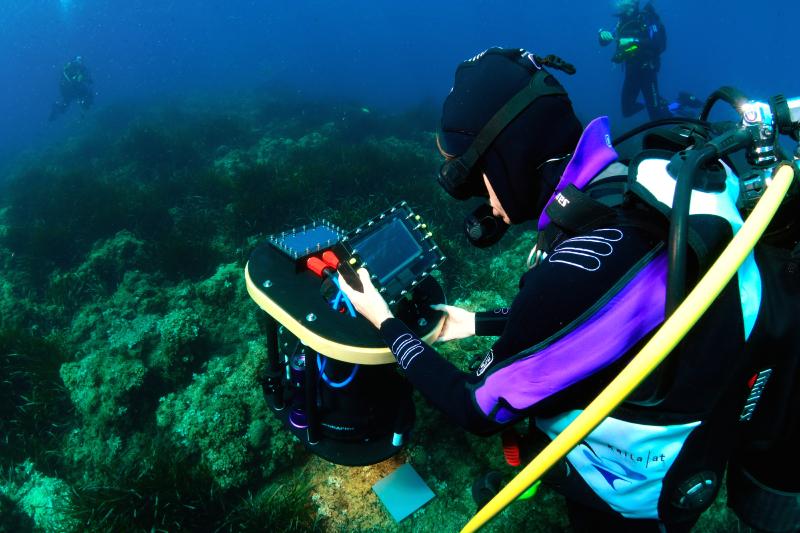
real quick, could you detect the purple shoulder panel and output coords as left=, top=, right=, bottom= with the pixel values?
left=538, top=116, right=619, bottom=230
left=474, top=253, right=667, bottom=423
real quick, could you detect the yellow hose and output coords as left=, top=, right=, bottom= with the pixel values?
left=461, top=163, right=796, bottom=533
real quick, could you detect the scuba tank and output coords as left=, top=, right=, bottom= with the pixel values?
left=693, top=89, right=800, bottom=532
left=527, top=89, right=800, bottom=528
left=622, top=91, right=800, bottom=530
left=462, top=88, right=800, bottom=531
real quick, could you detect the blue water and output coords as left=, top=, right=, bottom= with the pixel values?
left=1, top=0, right=797, bottom=166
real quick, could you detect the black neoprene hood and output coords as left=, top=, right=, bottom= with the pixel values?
left=438, top=47, right=583, bottom=223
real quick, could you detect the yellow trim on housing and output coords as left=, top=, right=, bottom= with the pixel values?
left=245, top=263, right=444, bottom=365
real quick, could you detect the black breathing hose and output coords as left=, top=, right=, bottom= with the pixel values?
left=699, top=86, right=750, bottom=122
left=612, top=117, right=712, bottom=147
left=609, top=87, right=759, bottom=316
left=666, top=128, right=753, bottom=315
left=665, top=146, right=718, bottom=315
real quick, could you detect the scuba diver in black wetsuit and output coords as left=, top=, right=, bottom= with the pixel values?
left=337, top=47, right=800, bottom=531
left=49, top=56, right=94, bottom=121
left=599, top=0, right=671, bottom=120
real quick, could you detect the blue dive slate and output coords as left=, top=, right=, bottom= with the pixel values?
left=372, top=463, right=435, bottom=522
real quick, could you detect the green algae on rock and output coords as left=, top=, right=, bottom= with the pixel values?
left=0, top=93, right=754, bottom=531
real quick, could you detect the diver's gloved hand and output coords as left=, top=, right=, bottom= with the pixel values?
left=598, top=29, right=614, bottom=45
left=430, top=304, right=476, bottom=342
left=337, top=268, right=394, bottom=329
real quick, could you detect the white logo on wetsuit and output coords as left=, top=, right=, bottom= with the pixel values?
left=392, top=333, right=423, bottom=370
left=476, top=349, right=495, bottom=376
left=464, top=48, right=540, bottom=70
left=523, top=51, right=541, bottom=69
left=547, top=228, right=623, bottom=272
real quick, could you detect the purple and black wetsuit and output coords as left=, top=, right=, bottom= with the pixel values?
left=379, top=222, right=664, bottom=435
left=378, top=118, right=770, bottom=527
left=379, top=116, right=672, bottom=435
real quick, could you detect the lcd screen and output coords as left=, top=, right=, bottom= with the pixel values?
left=353, top=218, right=422, bottom=285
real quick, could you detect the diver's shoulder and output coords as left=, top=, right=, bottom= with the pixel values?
left=641, top=2, right=661, bottom=20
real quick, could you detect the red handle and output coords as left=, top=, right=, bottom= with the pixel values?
left=306, top=257, right=332, bottom=278
left=322, top=250, right=340, bottom=270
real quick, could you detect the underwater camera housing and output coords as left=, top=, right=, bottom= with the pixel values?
left=244, top=202, right=446, bottom=465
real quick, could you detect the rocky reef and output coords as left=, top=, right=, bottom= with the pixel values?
left=0, top=93, right=744, bottom=531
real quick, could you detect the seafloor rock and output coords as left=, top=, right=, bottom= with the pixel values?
left=194, top=262, right=242, bottom=308
left=60, top=351, right=146, bottom=425
left=0, top=96, right=754, bottom=530
left=156, top=341, right=298, bottom=489
left=0, top=461, right=80, bottom=533
left=69, top=270, right=167, bottom=350
left=67, top=229, right=151, bottom=296
left=61, top=424, right=136, bottom=482
left=0, top=261, right=51, bottom=330
left=213, top=147, right=251, bottom=180
left=0, top=492, right=35, bottom=532
left=148, top=307, right=205, bottom=380
left=251, top=123, right=335, bottom=167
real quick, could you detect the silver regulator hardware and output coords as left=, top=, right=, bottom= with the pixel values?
left=736, top=96, right=800, bottom=211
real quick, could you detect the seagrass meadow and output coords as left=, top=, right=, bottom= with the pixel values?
left=0, top=94, right=745, bottom=532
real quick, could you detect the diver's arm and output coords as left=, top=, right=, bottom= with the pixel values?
left=466, top=224, right=668, bottom=425
left=635, top=8, right=666, bottom=55
left=380, top=318, right=504, bottom=435
left=475, top=309, right=510, bottom=336
left=598, top=29, right=615, bottom=47
left=651, top=18, right=666, bottom=54
left=343, top=224, right=662, bottom=433
left=633, top=32, right=657, bottom=54
left=338, top=270, right=505, bottom=433
left=378, top=225, right=661, bottom=433
left=432, top=305, right=509, bottom=340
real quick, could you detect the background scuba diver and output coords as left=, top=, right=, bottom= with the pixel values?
left=49, top=56, right=94, bottom=121
left=337, top=46, right=799, bottom=531
left=599, top=0, right=672, bottom=120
